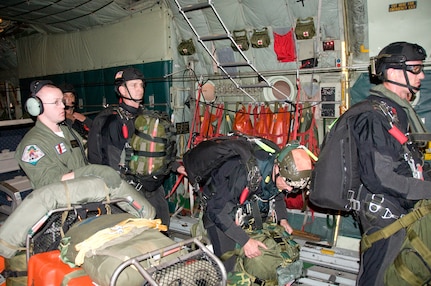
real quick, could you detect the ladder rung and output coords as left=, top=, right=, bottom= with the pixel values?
left=220, top=62, right=250, bottom=68
left=181, top=3, right=211, bottom=13
left=240, top=83, right=270, bottom=89
left=200, top=34, right=229, bottom=41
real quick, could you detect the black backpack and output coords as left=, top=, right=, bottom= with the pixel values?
left=182, top=135, right=280, bottom=192
left=309, top=100, right=374, bottom=212
left=87, top=106, right=120, bottom=165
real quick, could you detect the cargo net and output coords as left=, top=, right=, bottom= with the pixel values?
left=29, top=202, right=125, bottom=255
left=110, top=238, right=227, bottom=286
left=145, top=252, right=223, bottom=286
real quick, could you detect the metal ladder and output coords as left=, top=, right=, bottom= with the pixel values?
left=173, top=0, right=292, bottom=102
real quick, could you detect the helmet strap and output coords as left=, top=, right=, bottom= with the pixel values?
left=120, top=84, right=143, bottom=103
left=384, top=64, right=421, bottom=95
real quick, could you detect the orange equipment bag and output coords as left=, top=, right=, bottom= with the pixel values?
left=270, top=104, right=291, bottom=148
left=27, top=250, right=93, bottom=286
left=254, top=104, right=274, bottom=140
left=233, top=104, right=253, bottom=135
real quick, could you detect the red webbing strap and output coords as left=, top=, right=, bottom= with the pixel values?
left=291, top=77, right=301, bottom=140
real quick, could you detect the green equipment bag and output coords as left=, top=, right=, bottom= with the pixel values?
left=4, top=252, right=27, bottom=286
left=250, top=27, right=271, bottom=48
left=177, top=38, right=196, bottom=56
left=294, top=17, right=316, bottom=40
left=60, top=213, right=186, bottom=286
left=231, top=29, right=250, bottom=51
left=222, top=223, right=300, bottom=286
left=127, top=110, right=177, bottom=191
left=383, top=199, right=431, bottom=286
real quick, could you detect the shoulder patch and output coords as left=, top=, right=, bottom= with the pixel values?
left=21, top=145, right=45, bottom=165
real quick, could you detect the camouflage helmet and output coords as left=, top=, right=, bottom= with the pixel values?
left=276, top=142, right=312, bottom=190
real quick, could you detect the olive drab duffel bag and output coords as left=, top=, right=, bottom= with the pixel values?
left=383, top=199, right=431, bottom=285
left=222, top=223, right=301, bottom=286
left=60, top=213, right=187, bottom=286
left=360, top=199, right=431, bottom=286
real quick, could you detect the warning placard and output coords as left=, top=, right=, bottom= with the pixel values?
left=389, top=1, right=417, bottom=12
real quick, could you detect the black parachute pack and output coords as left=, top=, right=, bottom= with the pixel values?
left=87, top=106, right=122, bottom=165
left=309, top=100, right=374, bottom=212
left=182, top=135, right=280, bottom=196
left=87, top=106, right=176, bottom=191
left=309, top=99, right=413, bottom=212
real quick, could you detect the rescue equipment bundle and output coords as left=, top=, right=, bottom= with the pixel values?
left=88, top=106, right=176, bottom=192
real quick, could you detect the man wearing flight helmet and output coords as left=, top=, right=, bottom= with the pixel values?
left=349, top=42, right=431, bottom=285
left=199, top=139, right=312, bottom=273
left=87, top=67, right=186, bottom=233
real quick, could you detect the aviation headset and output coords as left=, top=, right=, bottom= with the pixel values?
left=25, top=80, right=54, bottom=117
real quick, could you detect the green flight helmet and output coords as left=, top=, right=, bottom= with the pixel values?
left=276, top=142, right=312, bottom=190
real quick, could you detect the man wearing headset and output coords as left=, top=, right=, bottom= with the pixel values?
left=87, top=67, right=186, bottom=232
left=15, top=80, right=121, bottom=190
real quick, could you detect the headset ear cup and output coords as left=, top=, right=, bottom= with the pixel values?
left=26, top=96, right=43, bottom=116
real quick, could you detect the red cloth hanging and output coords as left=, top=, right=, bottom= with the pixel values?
left=273, top=29, right=297, bottom=63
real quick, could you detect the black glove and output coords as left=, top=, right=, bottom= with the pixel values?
left=74, top=164, right=122, bottom=189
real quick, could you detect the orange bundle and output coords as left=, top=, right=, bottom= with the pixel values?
left=254, top=104, right=274, bottom=139
left=233, top=104, right=253, bottom=136
left=270, top=104, right=291, bottom=148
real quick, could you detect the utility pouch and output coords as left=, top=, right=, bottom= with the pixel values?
left=231, top=29, right=250, bottom=51
left=295, top=17, right=316, bottom=40
left=251, top=27, right=270, bottom=48
left=178, top=39, right=196, bottom=55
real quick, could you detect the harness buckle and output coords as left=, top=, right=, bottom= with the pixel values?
left=347, top=190, right=360, bottom=211
left=382, top=208, right=399, bottom=220
left=368, top=194, right=384, bottom=213
left=135, top=182, right=143, bottom=192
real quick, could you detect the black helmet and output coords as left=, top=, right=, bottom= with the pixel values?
left=276, top=142, right=312, bottom=190
left=59, top=83, right=76, bottom=95
left=375, top=41, right=427, bottom=79
left=30, top=80, right=54, bottom=96
left=114, top=67, right=145, bottom=94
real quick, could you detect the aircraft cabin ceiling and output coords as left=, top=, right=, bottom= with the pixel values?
left=0, top=0, right=161, bottom=73
left=0, top=0, right=428, bottom=82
